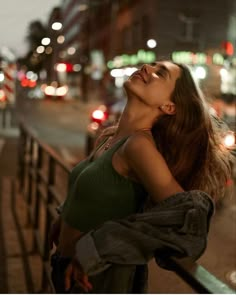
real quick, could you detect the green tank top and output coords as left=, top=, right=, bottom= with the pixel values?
left=61, top=137, right=147, bottom=232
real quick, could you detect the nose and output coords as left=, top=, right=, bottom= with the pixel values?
left=140, top=64, right=154, bottom=74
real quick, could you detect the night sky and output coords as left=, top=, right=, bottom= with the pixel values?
left=0, top=0, right=61, bottom=58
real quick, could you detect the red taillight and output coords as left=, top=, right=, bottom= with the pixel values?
left=0, top=89, right=6, bottom=102
left=91, top=106, right=108, bottom=123
left=92, top=109, right=105, bottom=120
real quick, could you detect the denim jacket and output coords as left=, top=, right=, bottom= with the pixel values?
left=73, top=190, right=214, bottom=293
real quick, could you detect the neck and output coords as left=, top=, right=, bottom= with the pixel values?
left=114, top=105, right=154, bottom=137
left=104, top=126, right=151, bottom=151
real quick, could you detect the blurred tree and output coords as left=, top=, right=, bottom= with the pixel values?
left=18, top=20, right=48, bottom=73
left=26, top=20, right=47, bottom=51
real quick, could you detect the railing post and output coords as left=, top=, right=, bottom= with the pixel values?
left=41, top=156, right=55, bottom=291
left=18, top=124, right=26, bottom=192
left=32, top=144, right=43, bottom=252
left=25, top=136, right=34, bottom=225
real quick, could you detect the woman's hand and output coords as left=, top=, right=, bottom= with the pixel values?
left=48, top=216, right=61, bottom=249
left=64, top=257, right=93, bottom=292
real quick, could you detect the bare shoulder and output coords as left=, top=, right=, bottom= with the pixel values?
left=123, top=132, right=159, bottom=157
left=122, top=131, right=165, bottom=171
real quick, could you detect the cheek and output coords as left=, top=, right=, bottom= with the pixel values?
left=155, top=83, right=174, bottom=102
left=124, top=80, right=143, bottom=95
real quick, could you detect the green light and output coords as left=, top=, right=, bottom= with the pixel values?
left=196, top=53, right=206, bottom=64
left=146, top=52, right=156, bottom=63
left=108, top=50, right=156, bottom=68
left=172, top=51, right=225, bottom=66
left=137, top=50, right=146, bottom=62
left=172, top=51, right=193, bottom=64
left=122, top=54, right=130, bottom=66
left=107, top=61, right=114, bottom=69
left=212, top=53, right=224, bottom=65
left=130, top=55, right=139, bottom=65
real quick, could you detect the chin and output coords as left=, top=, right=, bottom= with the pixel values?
left=123, top=79, right=130, bottom=89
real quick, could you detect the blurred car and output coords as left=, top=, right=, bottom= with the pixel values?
left=43, top=84, right=68, bottom=100
left=85, top=99, right=126, bottom=155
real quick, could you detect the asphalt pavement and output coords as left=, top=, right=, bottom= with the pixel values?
left=16, top=96, right=102, bottom=166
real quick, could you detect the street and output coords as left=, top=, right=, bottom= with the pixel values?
left=16, top=88, right=100, bottom=166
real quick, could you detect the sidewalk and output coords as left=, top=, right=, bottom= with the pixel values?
left=0, top=133, right=43, bottom=293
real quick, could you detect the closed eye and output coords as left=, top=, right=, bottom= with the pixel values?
left=149, top=62, right=171, bottom=79
left=155, top=68, right=166, bottom=78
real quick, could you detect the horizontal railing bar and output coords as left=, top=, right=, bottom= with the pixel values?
left=19, top=119, right=71, bottom=173
left=48, top=186, right=64, bottom=205
left=38, top=170, right=48, bottom=185
left=37, top=184, right=47, bottom=203
left=167, top=257, right=235, bottom=294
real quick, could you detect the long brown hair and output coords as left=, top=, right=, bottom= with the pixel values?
left=152, top=63, right=232, bottom=201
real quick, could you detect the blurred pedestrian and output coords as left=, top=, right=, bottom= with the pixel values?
left=49, top=61, right=232, bottom=293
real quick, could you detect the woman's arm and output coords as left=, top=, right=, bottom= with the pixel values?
left=74, top=190, right=214, bottom=276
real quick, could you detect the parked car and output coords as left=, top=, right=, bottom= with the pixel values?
left=85, top=99, right=126, bottom=155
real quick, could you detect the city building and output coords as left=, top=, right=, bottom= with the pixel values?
left=47, top=0, right=236, bottom=102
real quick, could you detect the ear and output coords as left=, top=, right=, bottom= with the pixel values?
left=160, top=103, right=176, bottom=115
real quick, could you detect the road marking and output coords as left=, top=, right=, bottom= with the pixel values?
left=0, top=138, right=6, bottom=154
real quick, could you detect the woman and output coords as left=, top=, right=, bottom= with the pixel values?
left=50, top=61, right=232, bottom=293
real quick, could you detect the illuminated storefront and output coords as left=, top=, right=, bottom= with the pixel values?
left=171, top=51, right=236, bottom=97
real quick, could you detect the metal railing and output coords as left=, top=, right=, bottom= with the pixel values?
left=17, top=120, right=71, bottom=292
left=17, top=120, right=236, bottom=293
left=0, top=103, right=17, bottom=129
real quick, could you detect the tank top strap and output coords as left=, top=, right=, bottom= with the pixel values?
left=107, top=136, right=130, bottom=155
left=89, top=135, right=130, bottom=162
left=88, top=137, right=109, bottom=162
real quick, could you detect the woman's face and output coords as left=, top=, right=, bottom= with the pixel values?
left=124, top=61, right=181, bottom=107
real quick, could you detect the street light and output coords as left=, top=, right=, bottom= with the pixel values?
left=67, top=47, right=76, bottom=55
left=147, top=39, right=157, bottom=49
left=36, top=45, right=45, bottom=54
left=52, top=22, right=62, bottom=31
left=57, top=35, right=65, bottom=44
left=41, top=37, right=51, bottom=46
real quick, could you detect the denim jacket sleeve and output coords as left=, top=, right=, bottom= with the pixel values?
left=75, top=190, right=214, bottom=276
